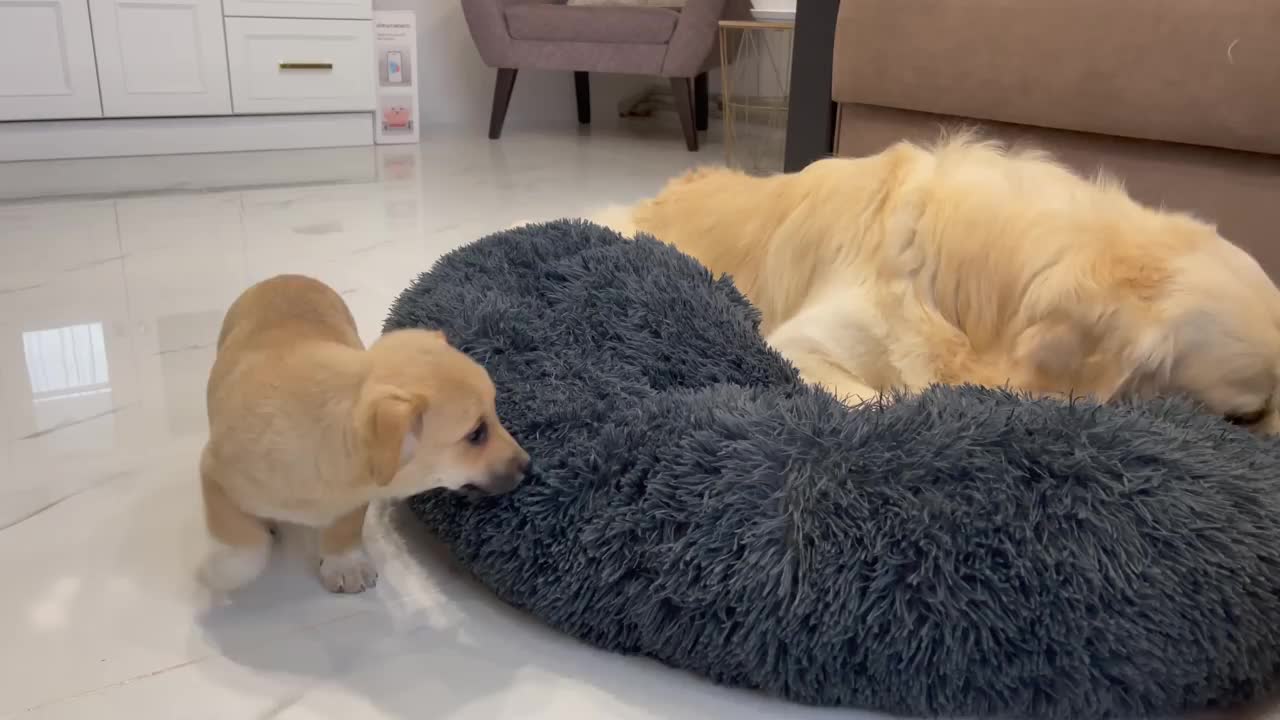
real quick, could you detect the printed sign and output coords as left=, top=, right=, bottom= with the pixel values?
left=374, top=11, right=418, bottom=145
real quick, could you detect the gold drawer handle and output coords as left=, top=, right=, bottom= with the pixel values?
left=279, top=62, right=333, bottom=70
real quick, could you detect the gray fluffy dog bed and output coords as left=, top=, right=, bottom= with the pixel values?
left=384, top=220, right=1280, bottom=720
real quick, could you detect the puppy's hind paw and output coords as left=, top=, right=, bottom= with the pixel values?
left=319, top=549, right=378, bottom=594
left=200, top=540, right=270, bottom=592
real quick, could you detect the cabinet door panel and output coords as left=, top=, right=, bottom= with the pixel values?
left=0, top=0, right=102, bottom=120
left=89, top=0, right=232, bottom=117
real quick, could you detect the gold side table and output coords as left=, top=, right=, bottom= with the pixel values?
left=718, top=19, right=795, bottom=175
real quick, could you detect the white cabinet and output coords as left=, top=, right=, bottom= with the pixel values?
left=225, top=18, right=375, bottom=115
left=0, top=0, right=102, bottom=120
left=0, top=0, right=378, bottom=160
left=88, top=0, right=232, bottom=116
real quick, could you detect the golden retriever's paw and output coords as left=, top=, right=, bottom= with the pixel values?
left=319, top=548, right=378, bottom=594
left=200, top=539, right=270, bottom=592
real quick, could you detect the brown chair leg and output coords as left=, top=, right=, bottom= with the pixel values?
left=694, top=72, right=709, bottom=132
left=670, top=77, right=699, bottom=151
left=574, top=71, right=591, bottom=125
left=489, top=68, right=518, bottom=140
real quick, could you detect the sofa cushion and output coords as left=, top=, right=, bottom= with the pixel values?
left=506, top=4, right=679, bottom=44
left=831, top=0, right=1280, bottom=156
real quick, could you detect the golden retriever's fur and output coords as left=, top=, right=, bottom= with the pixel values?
left=592, top=137, right=1280, bottom=432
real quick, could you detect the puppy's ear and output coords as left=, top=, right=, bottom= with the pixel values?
left=358, top=386, right=427, bottom=486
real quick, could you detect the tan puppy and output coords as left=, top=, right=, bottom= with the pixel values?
left=200, top=274, right=529, bottom=593
left=593, top=137, right=1280, bottom=432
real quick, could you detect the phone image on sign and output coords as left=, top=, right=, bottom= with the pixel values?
left=387, top=51, right=404, bottom=83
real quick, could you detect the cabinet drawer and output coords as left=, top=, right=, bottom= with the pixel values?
left=225, top=18, right=374, bottom=114
left=223, top=0, right=370, bottom=20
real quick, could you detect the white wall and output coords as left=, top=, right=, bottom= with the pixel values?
left=378, top=0, right=653, bottom=132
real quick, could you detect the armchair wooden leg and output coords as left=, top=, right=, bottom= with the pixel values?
left=574, top=71, right=591, bottom=125
left=694, top=72, right=709, bottom=132
left=489, top=68, right=518, bottom=140
left=670, top=76, right=699, bottom=152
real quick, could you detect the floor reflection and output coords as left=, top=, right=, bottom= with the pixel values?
left=22, top=322, right=116, bottom=448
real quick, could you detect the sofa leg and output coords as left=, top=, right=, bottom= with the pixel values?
left=670, top=77, right=699, bottom=151
left=489, top=68, right=518, bottom=140
left=574, top=71, right=591, bottom=125
left=694, top=72, right=708, bottom=132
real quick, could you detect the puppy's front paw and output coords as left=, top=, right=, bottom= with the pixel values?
left=200, top=540, right=270, bottom=592
left=318, top=549, right=378, bottom=594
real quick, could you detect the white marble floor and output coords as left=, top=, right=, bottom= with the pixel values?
left=0, top=127, right=875, bottom=720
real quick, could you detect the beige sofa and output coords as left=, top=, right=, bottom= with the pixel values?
left=799, top=0, right=1280, bottom=275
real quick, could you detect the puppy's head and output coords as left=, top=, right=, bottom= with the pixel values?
left=355, top=329, right=530, bottom=496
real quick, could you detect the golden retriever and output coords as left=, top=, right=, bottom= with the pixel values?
left=591, top=137, right=1280, bottom=432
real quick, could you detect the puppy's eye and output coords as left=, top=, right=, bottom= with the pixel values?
left=1226, top=408, right=1268, bottom=426
left=466, top=420, right=488, bottom=446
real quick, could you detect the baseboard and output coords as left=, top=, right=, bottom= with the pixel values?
left=0, top=145, right=379, bottom=202
left=0, top=112, right=375, bottom=162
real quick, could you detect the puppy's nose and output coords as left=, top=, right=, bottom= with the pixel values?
left=486, top=470, right=520, bottom=495
left=483, top=453, right=530, bottom=495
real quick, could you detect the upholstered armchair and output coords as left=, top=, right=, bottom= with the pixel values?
left=462, top=0, right=749, bottom=150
